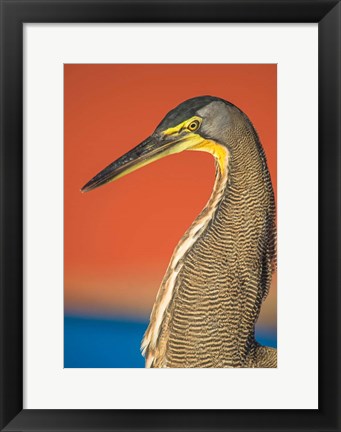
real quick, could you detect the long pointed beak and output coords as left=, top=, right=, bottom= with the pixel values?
left=81, top=135, right=178, bottom=193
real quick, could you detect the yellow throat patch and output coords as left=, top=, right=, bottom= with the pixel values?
left=162, top=116, right=229, bottom=175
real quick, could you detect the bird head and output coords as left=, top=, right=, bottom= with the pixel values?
left=81, top=96, right=243, bottom=193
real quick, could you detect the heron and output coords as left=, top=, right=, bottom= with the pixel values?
left=81, top=96, right=277, bottom=368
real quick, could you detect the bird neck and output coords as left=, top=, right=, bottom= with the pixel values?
left=142, top=128, right=276, bottom=368
left=141, top=145, right=229, bottom=367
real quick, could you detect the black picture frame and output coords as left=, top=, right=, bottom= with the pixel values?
left=1, top=1, right=340, bottom=431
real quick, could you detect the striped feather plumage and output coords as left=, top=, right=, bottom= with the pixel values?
left=142, top=102, right=276, bottom=368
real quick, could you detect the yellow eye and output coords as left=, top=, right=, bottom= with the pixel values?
left=188, top=120, right=200, bottom=132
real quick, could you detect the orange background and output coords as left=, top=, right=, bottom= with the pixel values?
left=64, top=64, right=277, bottom=328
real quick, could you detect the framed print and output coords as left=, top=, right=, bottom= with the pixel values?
left=0, top=1, right=340, bottom=431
